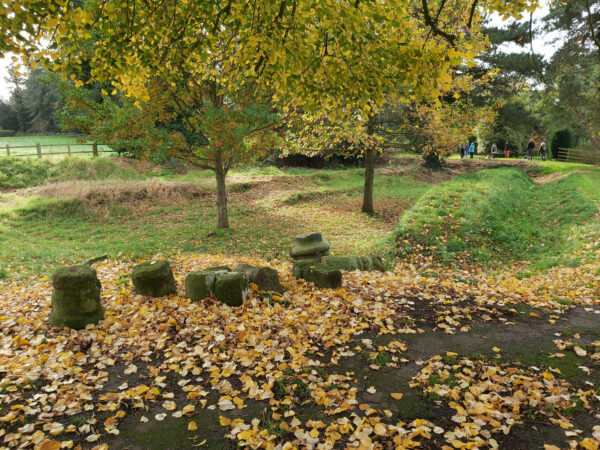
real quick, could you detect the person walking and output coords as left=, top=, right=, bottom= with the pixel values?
left=469, top=142, right=475, bottom=159
left=491, top=142, right=498, bottom=158
left=539, top=141, right=547, bottom=161
left=504, top=141, right=510, bottom=158
left=526, top=138, right=535, bottom=160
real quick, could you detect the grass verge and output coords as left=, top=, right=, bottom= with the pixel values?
left=393, top=167, right=599, bottom=265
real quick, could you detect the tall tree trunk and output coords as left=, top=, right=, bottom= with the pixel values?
left=361, top=118, right=376, bottom=214
left=214, top=150, right=229, bottom=229
left=362, top=147, right=375, bottom=214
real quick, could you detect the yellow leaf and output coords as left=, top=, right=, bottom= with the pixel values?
left=374, top=423, right=386, bottom=436
left=309, top=428, right=319, bottom=438
left=390, top=393, right=403, bottom=400
left=219, top=416, right=231, bottom=427
left=188, top=421, right=197, bottom=431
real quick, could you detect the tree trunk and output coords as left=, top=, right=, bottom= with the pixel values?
left=361, top=117, right=376, bottom=214
left=362, top=147, right=375, bottom=214
left=214, top=151, right=229, bottom=229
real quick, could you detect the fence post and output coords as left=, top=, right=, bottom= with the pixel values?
left=67, top=144, right=71, bottom=157
left=36, top=143, right=42, bottom=159
left=5, top=144, right=9, bottom=156
left=92, top=142, right=98, bottom=158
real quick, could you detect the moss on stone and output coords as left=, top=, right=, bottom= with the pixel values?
left=293, top=263, right=342, bottom=289
left=50, top=265, right=104, bottom=330
left=234, top=264, right=283, bottom=293
left=214, top=272, right=248, bottom=306
left=131, top=260, right=177, bottom=297
left=290, top=232, right=330, bottom=259
left=185, top=270, right=216, bottom=301
left=321, top=255, right=386, bottom=272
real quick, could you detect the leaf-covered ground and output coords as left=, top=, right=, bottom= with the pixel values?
left=1, top=239, right=599, bottom=449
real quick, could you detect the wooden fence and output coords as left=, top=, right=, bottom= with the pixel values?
left=3, top=143, right=113, bottom=158
left=557, top=148, right=600, bottom=165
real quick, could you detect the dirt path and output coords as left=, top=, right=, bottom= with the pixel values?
left=533, top=170, right=591, bottom=185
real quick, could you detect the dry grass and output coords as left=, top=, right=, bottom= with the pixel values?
left=27, top=179, right=212, bottom=209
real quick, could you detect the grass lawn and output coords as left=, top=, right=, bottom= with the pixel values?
left=1, top=155, right=598, bottom=280
left=0, top=135, right=117, bottom=159
left=0, top=162, right=430, bottom=279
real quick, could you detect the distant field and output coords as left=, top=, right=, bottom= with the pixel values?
left=0, top=135, right=117, bottom=159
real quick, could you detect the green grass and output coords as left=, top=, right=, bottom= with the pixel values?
left=1, top=155, right=598, bottom=280
left=0, top=135, right=116, bottom=159
left=0, top=165, right=430, bottom=279
left=394, top=167, right=599, bottom=265
left=0, top=157, right=142, bottom=189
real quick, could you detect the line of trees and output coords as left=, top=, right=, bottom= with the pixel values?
left=0, top=68, right=62, bottom=134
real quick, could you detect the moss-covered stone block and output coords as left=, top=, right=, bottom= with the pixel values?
left=234, top=263, right=283, bottom=293
left=290, top=232, right=330, bottom=260
left=321, top=255, right=386, bottom=272
left=49, top=265, right=104, bottom=330
left=185, top=270, right=216, bottom=301
left=132, top=260, right=177, bottom=297
left=204, top=266, right=232, bottom=273
left=214, top=272, right=248, bottom=306
left=293, top=262, right=342, bottom=289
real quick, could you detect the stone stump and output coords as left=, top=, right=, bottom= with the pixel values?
left=49, top=265, right=104, bottom=330
left=321, top=255, right=386, bottom=272
left=214, top=272, right=248, bottom=306
left=292, top=260, right=342, bottom=289
left=234, top=263, right=283, bottom=293
left=290, top=232, right=330, bottom=263
left=185, top=270, right=216, bottom=301
left=132, top=260, right=177, bottom=297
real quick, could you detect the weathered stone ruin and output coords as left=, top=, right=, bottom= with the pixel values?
left=290, top=232, right=386, bottom=289
left=131, top=260, right=177, bottom=297
left=234, top=263, right=283, bottom=293
left=49, top=265, right=104, bottom=329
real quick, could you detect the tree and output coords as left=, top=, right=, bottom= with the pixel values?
left=3, top=0, right=540, bottom=222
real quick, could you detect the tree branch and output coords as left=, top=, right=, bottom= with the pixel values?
left=584, top=0, right=600, bottom=56
left=467, top=0, right=479, bottom=29
left=421, top=0, right=457, bottom=46
left=528, top=9, right=546, bottom=84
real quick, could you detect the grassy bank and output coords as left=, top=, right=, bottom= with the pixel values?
left=394, top=167, right=599, bottom=266
left=0, top=165, right=429, bottom=279
left=0, top=157, right=143, bottom=189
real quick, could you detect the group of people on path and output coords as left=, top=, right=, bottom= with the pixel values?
left=525, top=139, right=547, bottom=161
left=459, top=142, right=476, bottom=159
left=465, top=138, right=547, bottom=161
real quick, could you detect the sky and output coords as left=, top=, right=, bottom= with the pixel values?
left=0, top=3, right=555, bottom=101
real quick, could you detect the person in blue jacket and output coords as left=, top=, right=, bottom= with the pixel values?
left=469, top=142, right=475, bottom=159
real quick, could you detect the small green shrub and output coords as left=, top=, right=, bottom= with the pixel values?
left=550, top=129, right=575, bottom=159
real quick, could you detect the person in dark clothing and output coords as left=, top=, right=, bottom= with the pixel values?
left=504, top=142, right=510, bottom=158
left=526, top=139, right=535, bottom=160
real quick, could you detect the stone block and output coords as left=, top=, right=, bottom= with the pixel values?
left=185, top=270, right=216, bottom=301
left=132, top=260, right=177, bottom=297
left=49, top=265, right=104, bottom=330
left=214, top=272, right=248, bottom=306
left=234, top=263, right=283, bottom=293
